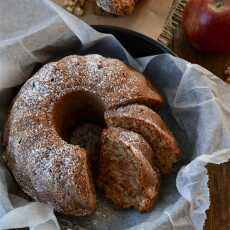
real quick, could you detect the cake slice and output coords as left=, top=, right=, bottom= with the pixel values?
left=97, top=127, right=160, bottom=212
left=105, top=104, right=181, bottom=175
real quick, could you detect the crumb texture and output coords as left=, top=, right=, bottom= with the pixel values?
left=98, top=127, right=160, bottom=212
left=105, top=104, right=181, bottom=174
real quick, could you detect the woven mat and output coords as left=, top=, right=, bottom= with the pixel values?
left=158, top=0, right=188, bottom=46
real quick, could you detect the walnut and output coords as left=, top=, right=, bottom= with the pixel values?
left=63, top=0, right=86, bottom=16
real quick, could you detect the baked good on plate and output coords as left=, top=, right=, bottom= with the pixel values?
left=4, top=54, right=164, bottom=216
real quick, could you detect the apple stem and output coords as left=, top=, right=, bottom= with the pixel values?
left=215, top=0, right=224, bottom=8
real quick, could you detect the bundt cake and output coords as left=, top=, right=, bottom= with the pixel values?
left=97, top=127, right=160, bottom=212
left=4, top=54, right=164, bottom=216
left=105, top=104, right=181, bottom=175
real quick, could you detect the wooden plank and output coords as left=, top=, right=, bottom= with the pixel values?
left=205, top=163, right=230, bottom=230
left=171, top=26, right=230, bottom=80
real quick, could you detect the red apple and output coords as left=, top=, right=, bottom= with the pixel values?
left=182, top=0, right=230, bottom=53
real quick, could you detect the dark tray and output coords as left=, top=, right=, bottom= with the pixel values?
left=93, top=25, right=174, bottom=57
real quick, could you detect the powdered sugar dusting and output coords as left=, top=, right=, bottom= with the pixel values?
left=5, top=54, right=162, bottom=216
left=96, top=0, right=136, bottom=15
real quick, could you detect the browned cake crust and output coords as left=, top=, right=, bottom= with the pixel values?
left=105, top=104, right=181, bottom=175
left=4, top=55, right=163, bottom=216
left=96, top=0, right=137, bottom=15
left=98, top=127, right=160, bottom=212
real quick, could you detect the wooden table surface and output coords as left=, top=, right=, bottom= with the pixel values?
left=56, top=1, right=230, bottom=229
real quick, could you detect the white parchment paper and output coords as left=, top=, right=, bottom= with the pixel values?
left=0, top=1, right=230, bottom=230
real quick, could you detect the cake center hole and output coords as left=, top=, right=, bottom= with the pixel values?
left=53, top=91, right=105, bottom=144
